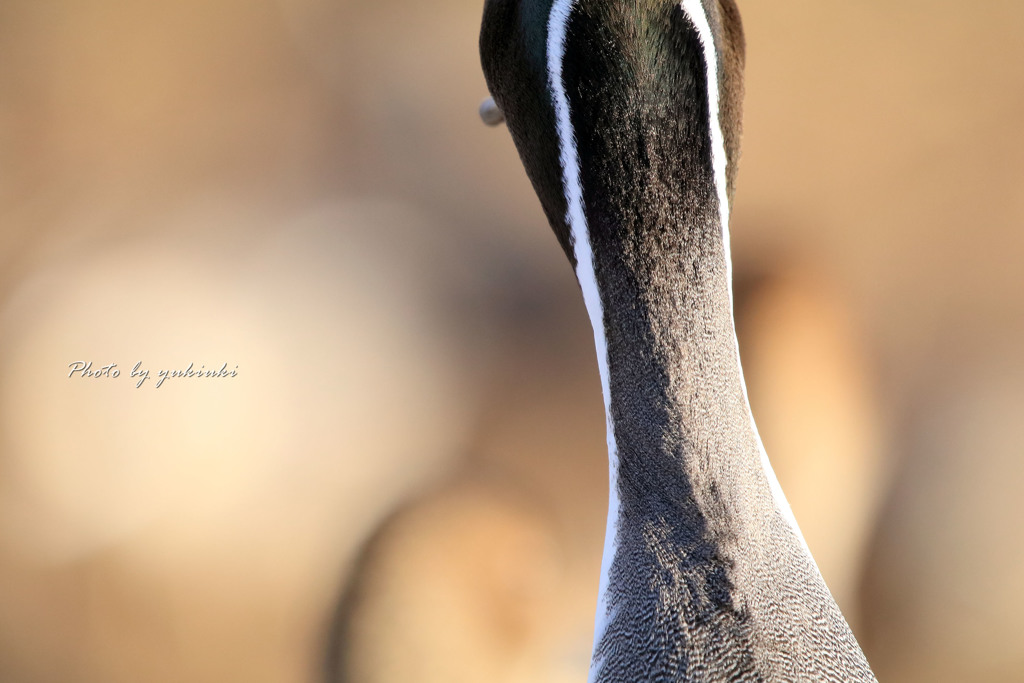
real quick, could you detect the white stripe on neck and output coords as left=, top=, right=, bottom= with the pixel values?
left=545, top=1, right=621, bottom=679
left=679, top=0, right=811, bottom=556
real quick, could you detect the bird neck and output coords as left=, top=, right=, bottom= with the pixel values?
left=547, top=0, right=784, bottom=628
left=548, top=1, right=774, bottom=523
left=572, top=137, right=874, bottom=682
left=580, top=183, right=767, bottom=535
left=564, top=94, right=796, bottom=681
left=544, top=8, right=875, bottom=681
left=573, top=138, right=783, bottom=657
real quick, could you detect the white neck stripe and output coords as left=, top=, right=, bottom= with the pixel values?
left=680, top=0, right=811, bottom=555
left=545, top=1, right=621, bottom=678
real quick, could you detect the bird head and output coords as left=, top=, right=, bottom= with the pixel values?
left=479, top=0, right=745, bottom=264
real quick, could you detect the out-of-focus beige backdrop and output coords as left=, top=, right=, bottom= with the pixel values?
left=1, top=1, right=1022, bottom=682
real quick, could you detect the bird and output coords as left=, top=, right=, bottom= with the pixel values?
left=478, top=0, right=878, bottom=680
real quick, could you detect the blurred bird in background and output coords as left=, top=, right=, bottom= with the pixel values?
left=1, top=2, right=1023, bottom=682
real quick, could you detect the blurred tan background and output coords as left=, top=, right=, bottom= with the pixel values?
left=1, top=1, right=1022, bottom=682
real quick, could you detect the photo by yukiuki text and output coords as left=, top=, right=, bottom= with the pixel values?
left=68, top=361, right=239, bottom=388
